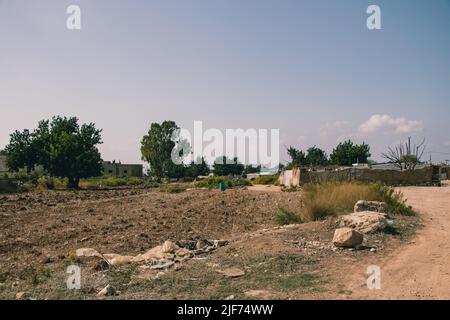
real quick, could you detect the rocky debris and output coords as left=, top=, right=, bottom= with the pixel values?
left=284, top=239, right=334, bottom=255
left=332, top=227, right=364, bottom=248
left=76, top=248, right=103, bottom=258
left=15, top=291, right=31, bottom=300
left=217, top=267, right=245, bottom=278
left=340, top=211, right=388, bottom=234
left=75, top=239, right=229, bottom=271
left=244, top=290, right=272, bottom=299
left=149, top=260, right=175, bottom=270
left=354, top=200, right=388, bottom=214
left=97, top=284, right=117, bottom=297
left=103, top=254, right=134, bottom=266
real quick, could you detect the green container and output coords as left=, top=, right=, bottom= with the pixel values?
left=219, top=181, right=226, bottom=191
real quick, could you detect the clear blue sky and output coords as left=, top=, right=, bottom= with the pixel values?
left=1, top=0, right=449, bottom=164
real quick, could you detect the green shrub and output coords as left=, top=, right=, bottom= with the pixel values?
left=253, top=175, right=279, bottom=185
left=301, top=182, right=413, bottom=222
left=194, top=176, right=251, bottom=189
left=143, top=180, right=160, bottom=188
left=275, top=207, right=301, bottom=225
left=37, top=176, right=55, bottom=190
left=159, top=184, right=186, bottom=193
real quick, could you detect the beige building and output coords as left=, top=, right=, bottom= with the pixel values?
left=102, top=161, right=143, bottom=178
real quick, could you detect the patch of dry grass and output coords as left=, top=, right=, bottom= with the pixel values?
left=301, top=182, right=412, bottom=221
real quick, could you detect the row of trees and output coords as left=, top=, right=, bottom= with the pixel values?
left=286, top=140, right=371, bottom=168
left=2, top=117, right=426, bottom=188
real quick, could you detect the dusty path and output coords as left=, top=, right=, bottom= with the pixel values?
left=348, top=185, right=450, bottom=299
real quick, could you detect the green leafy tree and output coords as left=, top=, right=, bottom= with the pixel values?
left=305, top=146, right=328, bottom=166
left=5, top=116, right=103, bottom=188
left=4, top=129, right=38, bottom=172
left=244, top=164, right=261, bottom=174
left=213, top=156, right=244, bottom=176
left=330, top=140, right=371, bottom=166
left=185, top=157, right=210, bottom=178
left=141, top=121, right=190, bottom=179
left=286, top=146, right=307, bottom=169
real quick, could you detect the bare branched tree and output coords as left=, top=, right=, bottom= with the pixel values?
left=382, top=137, right=425, bottom=170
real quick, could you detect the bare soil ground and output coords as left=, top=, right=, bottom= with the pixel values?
left=343, top=185, right=450, bottom=299
left=0, top=184, right=436, bottom=300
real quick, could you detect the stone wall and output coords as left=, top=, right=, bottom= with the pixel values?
left=300, top=166, right=435, bottom=186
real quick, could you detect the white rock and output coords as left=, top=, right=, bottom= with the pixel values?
left=354, top=200, right=388, bottom=213
left=75, top=248, right=102, bottom=258
left=340, top=211, right=388, bottom=234
left=332, top=227, right=363, bottom=248
left=97, top=284, right=116, bottom=296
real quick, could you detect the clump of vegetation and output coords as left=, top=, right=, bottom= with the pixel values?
left=301, top=182, right=413, bottom=221
left=252, top=175, right=279, bottom=185
left=79, top=176, right=127, bottom=189
left=193, top=176, right=251, bottom=189
left=159, top=184, right=186, bottom=193
left=275, top=207, right=301, bottom=225
left=4, top=116, right=103, bottom=189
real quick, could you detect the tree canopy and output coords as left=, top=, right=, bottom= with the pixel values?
left=329, top=140, right=371, bottom=166
left=141, top=120, right=192, bottom=179
left=5, top=116, right=103, bottom=188
left=213, top=156, right=244, bottom=176
left=305, top=146, right=328, bottom=166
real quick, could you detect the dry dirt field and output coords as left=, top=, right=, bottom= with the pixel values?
left=0, top=184, right=442, bottom=300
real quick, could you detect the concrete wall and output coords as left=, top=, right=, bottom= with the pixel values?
left=300, top=166, right=435, bottom=186
left=278, top=168, right=300, bottom=187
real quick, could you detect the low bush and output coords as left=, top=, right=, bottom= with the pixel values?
left=194, top=176, right=251, bottom=189
left=275, top=207, right=301, bottom=225
left=253, top=175, right=279, bottom=185
left=301, top=182, right=413, bottom=222
left=80, top=176, right=146, bottom=189
left=159, top=184, right=186, bottom=193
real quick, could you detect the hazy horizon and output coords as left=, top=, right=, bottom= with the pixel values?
left=1, top=0, right=449, bottom=165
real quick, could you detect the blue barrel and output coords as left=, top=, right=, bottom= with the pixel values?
left=219, top=181, right=226, bottom=191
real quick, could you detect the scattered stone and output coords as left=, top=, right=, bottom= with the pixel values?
left=354, top=200, right=388, bottom=214
left=97, top=284, right=116, bottom=297
left=332, top=227, right=363, bottom=248
left=149, top=260, right=175, bottom=270
left=15, top=291, right=31, bottom=300
left=103, top=254, right=134, bottom=266
left=225, top=295, right=235, bottom=300
left=75, top=248, right=102, bottom=258
left=218, top=267, right=245, bottom=278
left=76, top=238, right=228, bottom=269
left=175, top=248, right=192, bottom=257
left=340, top=211, right=388, bottom=234
left=370, top=248, right=377, bottom=252
left=244, top=290, right=272, bottom=299
left=161, top=240, right=179, bottom=253
left=196, top=239, right=212, bottom=250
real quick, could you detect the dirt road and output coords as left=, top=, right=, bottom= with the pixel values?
left=349, top=185, right=450, bottom=299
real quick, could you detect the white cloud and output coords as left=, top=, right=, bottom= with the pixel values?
left=358, top=114, right=423, bottom=135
